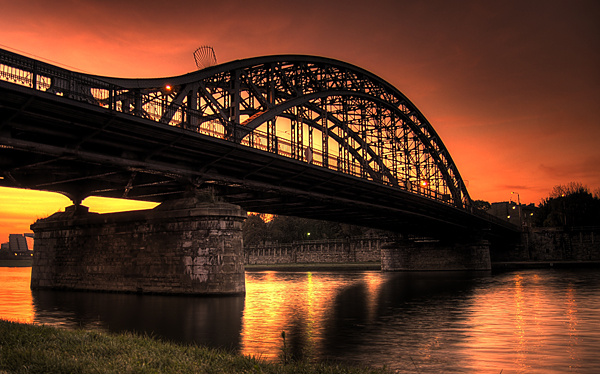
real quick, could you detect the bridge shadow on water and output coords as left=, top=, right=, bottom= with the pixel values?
left=31, top=290, right=245, bottom=351
left=29, top=270, right=493, bottom=369
left=316, top=271, right=492, bottom=367
left=16, top=268, right=600, bottom=371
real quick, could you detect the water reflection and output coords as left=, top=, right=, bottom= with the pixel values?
left=461, top=270, right=600, bottom=373
left=1, top=267, right=600, bottom=372
left=319, top=271, right=490, bottom=372
left=32, top=289, right=244, bottom=349
left=0, top=267, right=34, bottom=323
left=566, top=285, right=580, bottom=371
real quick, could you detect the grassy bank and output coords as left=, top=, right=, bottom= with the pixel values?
left=0, top=320, right=390, bottom=374
left=0, top=259, right=32, bottom=267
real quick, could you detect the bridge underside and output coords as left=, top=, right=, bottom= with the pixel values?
left=0, top=81, right=516, bottom=239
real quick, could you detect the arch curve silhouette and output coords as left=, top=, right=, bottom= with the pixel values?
left=97, top=55, right=471, bottom=209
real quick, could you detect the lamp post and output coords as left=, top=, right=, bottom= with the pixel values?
left=511, top=192, right=522, bottom=227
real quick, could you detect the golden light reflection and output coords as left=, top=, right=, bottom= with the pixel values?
left=565, top=285, right=580, bottom=371
left=0, top=267, right=34, bottom=324
left=462, top=271, right=591, bottom=372
left=241, top=271, right=299, bottom=360
left=529, top=273, right=543, bottom=359
left=362, top=272, right=383, bottom=323
left=240, top=271, right=381, bottom=361
left=302, top=272, right=317, bottom=358
left=513, top=274, right=528, bottom=371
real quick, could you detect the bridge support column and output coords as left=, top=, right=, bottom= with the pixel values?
left=381, top=238, right=491, bottom=271
left=30, top=198, right=246, bottom=295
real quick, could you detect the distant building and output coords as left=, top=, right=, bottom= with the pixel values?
left=0, top=234, right=33, bottom=259
left=487, top=202, right=537, bottom=227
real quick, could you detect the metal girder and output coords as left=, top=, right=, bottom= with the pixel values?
left=101, top=57, right=471, bottom=208
left=0, top=48, right=477, bottom=215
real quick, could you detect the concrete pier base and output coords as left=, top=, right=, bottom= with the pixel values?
left=381, top=239, right=491, bottom=271
left=30, top=198, right=246, bottom=295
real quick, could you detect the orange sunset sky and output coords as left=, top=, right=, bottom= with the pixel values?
left=1, top=0, right=599, bottom=242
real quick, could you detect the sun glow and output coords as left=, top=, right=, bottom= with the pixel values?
left=0, top=187, right=158, bottom=243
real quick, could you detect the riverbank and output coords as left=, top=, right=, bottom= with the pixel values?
left=0, top=319, right=390, bottom=374
left=245, top=262, right=381, bottom=272
left=246, top=260, right=600, bottom=272
left=0, top=259, right=32, bottom=267
left=492, top=260, right=600, bottom=270
left=5, top=259, right=597, bottom=271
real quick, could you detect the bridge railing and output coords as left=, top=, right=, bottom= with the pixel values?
left=1, top=48, right=466, bottom=210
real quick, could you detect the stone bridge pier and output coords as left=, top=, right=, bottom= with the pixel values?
left=30, top=198, right=247, bottom=295
left=381, top=237, right=491, bottom=271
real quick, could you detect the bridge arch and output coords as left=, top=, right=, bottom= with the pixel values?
left=108, top=56, right=472, bottom=209
left=0, top=50, right=472, bottom=209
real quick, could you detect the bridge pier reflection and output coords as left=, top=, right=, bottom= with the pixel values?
left=381, top=238, right=491, bottom=271
left=30, top=198, right=247, bottom=295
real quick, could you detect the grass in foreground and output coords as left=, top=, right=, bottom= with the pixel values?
left=0, top=320, right=391, bottom=374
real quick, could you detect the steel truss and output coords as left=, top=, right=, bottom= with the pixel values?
left=0, top=49, right=471, bottom=209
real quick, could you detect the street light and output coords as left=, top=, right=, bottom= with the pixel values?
left=511, top=192, right=522, bottom=227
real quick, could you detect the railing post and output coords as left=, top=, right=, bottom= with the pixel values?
left=109, top=86, right=114, bottom=111
left=32, top=61, right=37, bottom=90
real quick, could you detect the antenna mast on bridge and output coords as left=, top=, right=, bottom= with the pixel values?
left=193, top=46, right=217, bottom=69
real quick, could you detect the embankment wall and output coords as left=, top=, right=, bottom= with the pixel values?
left=491, top=227, right=600, bottom=263
left=245, top=237, right=384, bottom=265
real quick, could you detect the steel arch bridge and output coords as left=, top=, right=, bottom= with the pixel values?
left=108, top=56, right=471, bottom=209
left=1, top=48, right=515, bottom=236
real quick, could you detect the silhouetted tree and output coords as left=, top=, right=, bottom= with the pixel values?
left=535, top=182, right=600, bottom=227
left=473, top=200, right=491, bottom=211
left=243, top=214, right=371, bottom=244
left=243, top=213, right=267, bottom=246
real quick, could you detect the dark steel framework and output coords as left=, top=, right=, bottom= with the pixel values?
left=0, top=48, right=472, bottom=210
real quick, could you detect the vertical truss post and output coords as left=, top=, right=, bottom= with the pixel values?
left=415, top=135, right=422, bottom=196
left=187, top=88, right=198, bottom=128
left=32, top=61, right=37, bottom=90
left=267, top=65, right=277, bottom=154
left=361, top=110, right=367, bottom=179
left=291, top=110, right=296, bottom=159
left=308, top=115, right=313, bottom=163
left=390, top=112, right=398, bottom=185
left=322, top=109, right=329, bottom=168
left=161, top=92, right=167, bottom=123
left=294, top=107, right=304, bottom=160
left=230, top=70, right=240, bottom=142
left=342, top=101, right=349, bottom=174
left=405, top=128, right=411, bottom=190
left=109, top=85, right=115, bottom=111
left=133, top=89, right=142, bottom=117
left=376, top=107, right=384, bottom=181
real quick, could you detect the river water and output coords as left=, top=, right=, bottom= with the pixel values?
left=1, top=267, right=599, bottom=373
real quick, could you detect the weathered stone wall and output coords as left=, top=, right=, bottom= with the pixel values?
left=381, top=239, right=491, bottom=271
left=508, top=227, right=600, bottom=262
left=245, top=237, right=384, bottom=265
left=30, top=199, right=246, bottom=295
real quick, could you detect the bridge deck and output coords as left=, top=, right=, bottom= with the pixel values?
left=0, top=48, right=519, bottom=239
